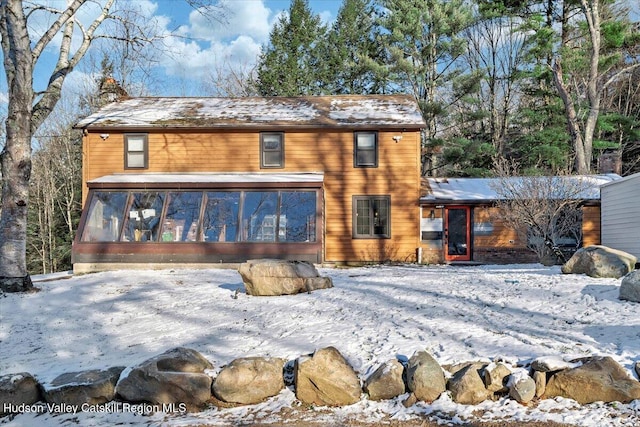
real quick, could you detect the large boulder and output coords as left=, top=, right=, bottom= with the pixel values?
left=405, top=350, right=446, bottom=403
left=294, top=347, right=361, bottom=406
left=561, top=245, right=636, bottom=278
left=364, top=359, right=405, bottom=401
left=238, top=259, right=333, bottom=296
left=620, top=270, right=640, bottom=302
left=544, top=356, right=640, bottom=404
left=116, top=347, right=213, bottom=409
left=447, top=362, right=491, bottom=405
left=0, top=373, right=41, bottom=415
left=43, top=367, right=124, bottom=408
left=212, top=357, right=285, bottom=405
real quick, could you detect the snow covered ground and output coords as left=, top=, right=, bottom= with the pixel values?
left=1, top=263, right=639, bottom=426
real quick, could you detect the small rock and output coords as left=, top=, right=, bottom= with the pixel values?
left=0, top=373, right=41, bottom=415
left=43, top=367, right=124, bottom=407
left=116, top=347, right=213, bottom=410
left=294, top=347, right=361, bottom=407
left=364, top=359, right=405, bottom=401
left=406, top=350, right=446, bottom=403
left=531, top=355, right=581, bottom=372
left=484, top=362, right=511, bottom=393
left=533, top=370, right=546, bottom=398
left=507, top=370, right=536, bottom=404
left=402, top=392, right=417, bottom=408
left=212, top=357, right=285, bottom=405
left=448, top=363, right=491, bottom=405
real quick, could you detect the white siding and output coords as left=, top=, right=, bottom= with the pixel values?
left=601, top=173, right=640, bottom=258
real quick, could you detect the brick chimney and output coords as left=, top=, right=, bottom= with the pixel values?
left=597, top=151, right=622, bottom=174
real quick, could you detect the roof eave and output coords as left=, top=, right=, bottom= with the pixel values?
left=76, top=123, right=426, bottom=132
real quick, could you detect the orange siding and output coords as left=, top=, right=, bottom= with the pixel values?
left=473, top=207, right=526, bottom=249
left=83, top=129, right=421, bottom=263
left=582, top=206, right=601, bottom=246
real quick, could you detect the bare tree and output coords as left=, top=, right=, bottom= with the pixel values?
left=200, top=55, right=258, bottom=97
left=461, top=13, right=527, bottom=157
left=0, top=0, right=224, bottom=292
left=28, top=98, right=83, bottom=274
left=491, top=157, right=594, bottom=265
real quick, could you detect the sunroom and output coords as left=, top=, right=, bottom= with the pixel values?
left=72, top=173, right=323, bottom=273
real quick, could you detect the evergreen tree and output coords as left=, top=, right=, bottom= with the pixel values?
left=255, top=0, right=326, bottom=96
left=319, top=0, right=384, bottom=94
left=377, top=0, right=475, bottom=176
left=477, top=0, right=574, bottom=173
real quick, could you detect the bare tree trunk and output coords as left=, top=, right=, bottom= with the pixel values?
left=579, top=0, right=601, bottom=175
left=552, top=60, right=587, bottom=173
left=551, top=0, right=607, bottom=174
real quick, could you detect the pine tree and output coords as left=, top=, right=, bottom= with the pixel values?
left=319, top=0, right=384, bottom=94
left=377, top=0, right=475, bottom=176
left=255, top=0, right=326, bottom=96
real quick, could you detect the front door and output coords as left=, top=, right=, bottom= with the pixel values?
left=445, top=206, right=471, bottom=262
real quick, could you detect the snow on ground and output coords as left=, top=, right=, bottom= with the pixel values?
left=1, top=264, right=639, bottom=426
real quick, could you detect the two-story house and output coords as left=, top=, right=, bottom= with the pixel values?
left=72, top=95, right=426, bottom=273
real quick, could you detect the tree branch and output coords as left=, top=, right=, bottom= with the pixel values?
left=31, top=0, right=84, bottom=63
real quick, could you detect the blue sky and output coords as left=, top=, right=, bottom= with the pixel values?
left=144, top=0, right=342, bottom=95
left=0, top=1, right=343, bottom=106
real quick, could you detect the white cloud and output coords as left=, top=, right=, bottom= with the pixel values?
left=189, top=0, right=273, bottom=43
left=149, top=0, right=279, bottom=93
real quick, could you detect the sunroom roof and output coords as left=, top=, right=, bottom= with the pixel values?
left=88, top=172, right=325, bottom=185
left=75, top=95, right=426, bottom=130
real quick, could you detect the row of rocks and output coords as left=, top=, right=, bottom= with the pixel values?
left=3, top=346, right=640, bottom=415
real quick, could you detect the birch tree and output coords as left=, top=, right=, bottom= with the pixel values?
left=0, top=0, right=223, bottom=292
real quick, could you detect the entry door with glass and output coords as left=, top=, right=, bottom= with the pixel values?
left=445, top=206, right=471, bottom=261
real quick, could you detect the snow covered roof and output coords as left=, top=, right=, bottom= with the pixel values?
left=75, top=95, right=426, bottom=130
left=421, top=174, right=621, bottom=203
left=87, top=172, right=324, bottom=185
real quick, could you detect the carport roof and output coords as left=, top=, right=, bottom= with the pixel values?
left=421, top=174, right=621, bottom=204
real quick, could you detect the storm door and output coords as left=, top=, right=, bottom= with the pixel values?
left=445, top=206, right=471, bottom=261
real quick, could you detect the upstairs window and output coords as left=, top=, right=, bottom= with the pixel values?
left=261, top=132, right=284, bottom=168
left=354, top=131, right=378, bottom=167
left=353, top=195, right=390, bottom=238
left=125, top=134, right=148, bottom=169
